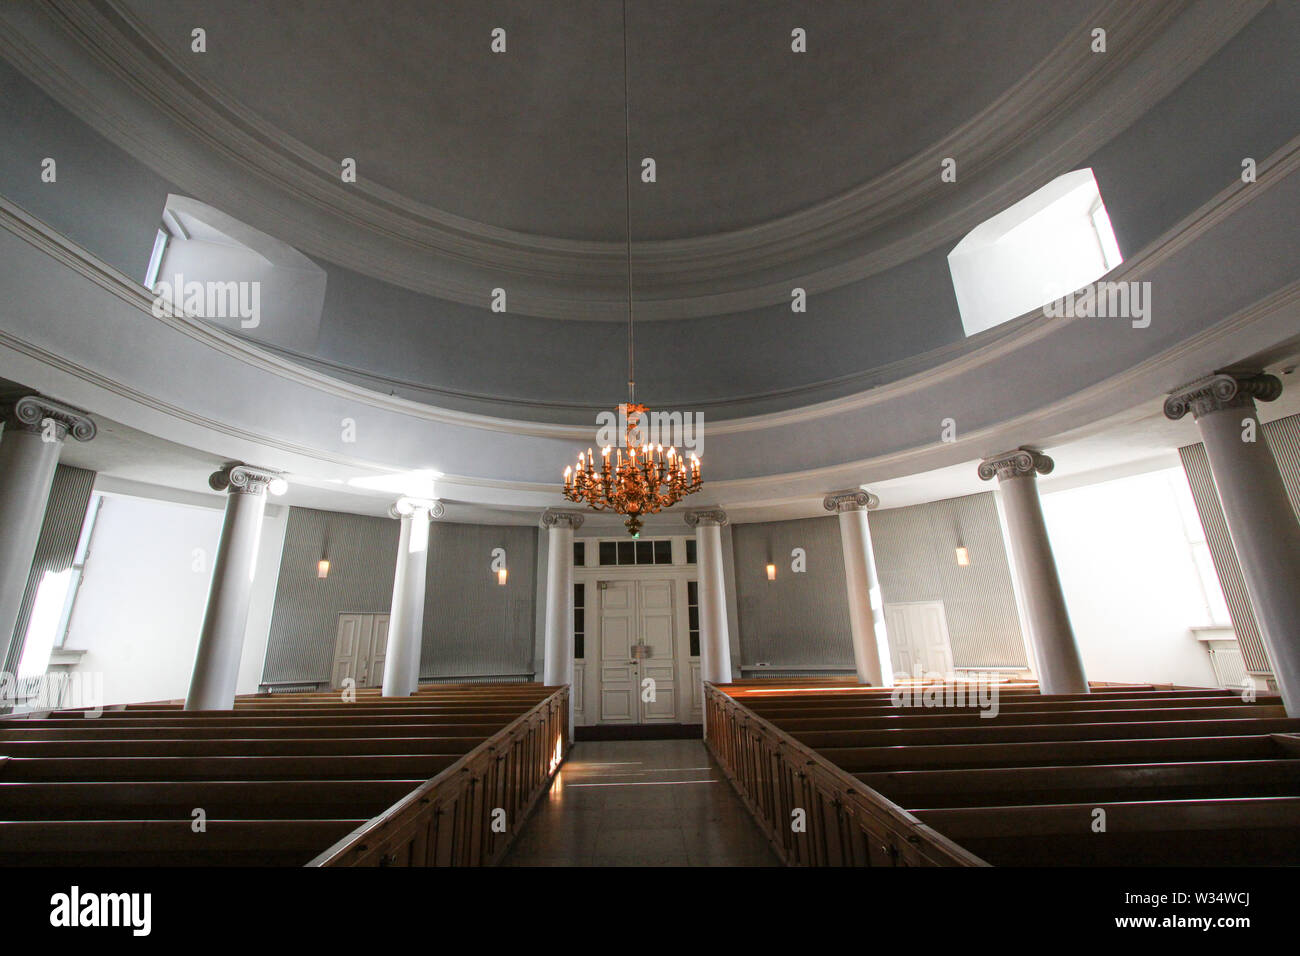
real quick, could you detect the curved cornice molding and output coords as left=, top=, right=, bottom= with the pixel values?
left=0, top=0, right=1265, bottom=319
left=1, top=128, right=1296, bottom=455
left=0, top=130, right=1297, bottom=511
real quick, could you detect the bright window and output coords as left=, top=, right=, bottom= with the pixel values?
left=948, top=168, right=1122, bottom=336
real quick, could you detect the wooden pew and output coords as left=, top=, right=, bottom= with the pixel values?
left=704, top=681, right=1300, bottom=866
left=0, top=681, right=571, bottom=866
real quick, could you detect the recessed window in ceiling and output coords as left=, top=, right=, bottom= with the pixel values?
left=147, top=195, right=327, bottom=353
left=947, top=169, right=1122, bottom=337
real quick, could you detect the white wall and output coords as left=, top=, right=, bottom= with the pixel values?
left=1040, top=468, right=1220, bottom=687
left=63, top=491, right=285, bottom=705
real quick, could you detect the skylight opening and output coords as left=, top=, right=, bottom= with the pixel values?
left=947, top=169, right=1123, bottom=337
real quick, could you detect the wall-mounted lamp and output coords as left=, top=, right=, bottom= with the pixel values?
left=497, top=567, right=509, bottom=586
left=317, top=526, right=330, bottom=579
left=955, top=547, right=970, bottom=567
left=766, top=563, right=777, bottom=581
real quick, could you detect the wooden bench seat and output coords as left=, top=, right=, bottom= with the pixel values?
left=790, top=716, right=1300, bottom=749
left=0, top=753, right=464, bottom=782
left=0, top=736, right=484, bottom=758
left=0, top=819, right=368, bottom=866
left=821, top=733, right=1287, bottom=772
left=858, top=758, right=1300, bottom=808
left=0, top=779, right=422, bottom=819
left=769, top=703, right=1286, bottom=731
left=912, top=797, right=1300, bottom=866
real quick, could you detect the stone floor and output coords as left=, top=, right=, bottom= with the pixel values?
left=501, top=739, right=779, bottom=867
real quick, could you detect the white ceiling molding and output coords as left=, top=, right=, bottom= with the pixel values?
left=0, top=0, right=1265, bottom=319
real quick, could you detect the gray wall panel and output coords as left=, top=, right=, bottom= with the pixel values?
left=265, top=507, right=537, bottom=684
left=731, top=515, right=855, bottom=670
left=731, top=493, right=1026, bottom=673
left=419, top=522, right=537, bottom=680
left=263, top=507, right=398, bottom=684
left=869, top=492, right=1027, bottom=669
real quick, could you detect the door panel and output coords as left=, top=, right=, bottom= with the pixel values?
left=597, top=579, right=678, bottom=724
left=638, top=580, right=676, bottom=722
left=599, top=582, right=638, bottom=723
left=332, top=613, right=388, bottom=689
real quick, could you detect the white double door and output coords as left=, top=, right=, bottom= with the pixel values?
left=331, top=613, right=390, bottom=689
left=598, top=579, right=677, bottom=723
left=884, top=600, right=955, bottom=678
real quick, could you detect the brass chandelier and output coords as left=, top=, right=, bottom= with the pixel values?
left=562, top=0, right=703, bottom=536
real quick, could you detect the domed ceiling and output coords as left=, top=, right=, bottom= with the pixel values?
left=115, top=0, right=1096, bottom=243
left=0, top=0, right=1283, bottom=428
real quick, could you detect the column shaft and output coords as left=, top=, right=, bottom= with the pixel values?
left=382, top=503, right=434, bottom=698
left=186, top=480, right=268, bottom=709
left=0, top=396, right=95, bottom=676
left=695, top=521, right=732, bottom=684
left=982, top=450, right=1087, bottom=694
left=540, top=510, right=582, bottom=741
left=835, top=506, right=894, bottom=687
left=542, top=522, right=575, bottom=689
left=0, top=428, right=63, bottom=671
left=1195, top=401, right=1300, bottom=711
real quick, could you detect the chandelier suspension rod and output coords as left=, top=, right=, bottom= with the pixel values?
left=621, top=0, right=635, bottom=405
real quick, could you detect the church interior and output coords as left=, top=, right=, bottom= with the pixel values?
left=0, top=0, right=1298, bottom=894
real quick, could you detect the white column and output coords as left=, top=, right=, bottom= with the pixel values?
left=979, top=448, right=1087, bottom=695
left=0, top=396, right=96, bottom=673
left=1166, top=372, right=1300, bottom=714
left=823, top=490, right=894, bottom=687
left=541, top=509, right=583, bottom=689
left=186, top=462, right=284, bottom=710
left=382, top=497, right=441, bottom=698
left=686, top=508, right=732, bottom=684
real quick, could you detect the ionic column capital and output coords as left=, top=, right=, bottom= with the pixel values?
left=0, top=394, right=96, bottom=442
left=684, top=507, right=728, bottom=528
left=209, top=462, right=285, bottom=497
left=1164, top=371, right=1282, bottom=421
left=390, top=496, right=444, bottom=519
left=978, top=447, right=1054, bottom=482
left=822, top=489, right=879, bottom=513
left=540, top=508, right=585, bottom=530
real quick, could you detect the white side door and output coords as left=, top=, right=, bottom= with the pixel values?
left=884, top=601, right=956, bottom=679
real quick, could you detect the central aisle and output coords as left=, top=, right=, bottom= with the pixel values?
left=502, top=739, right=778, bottom=867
